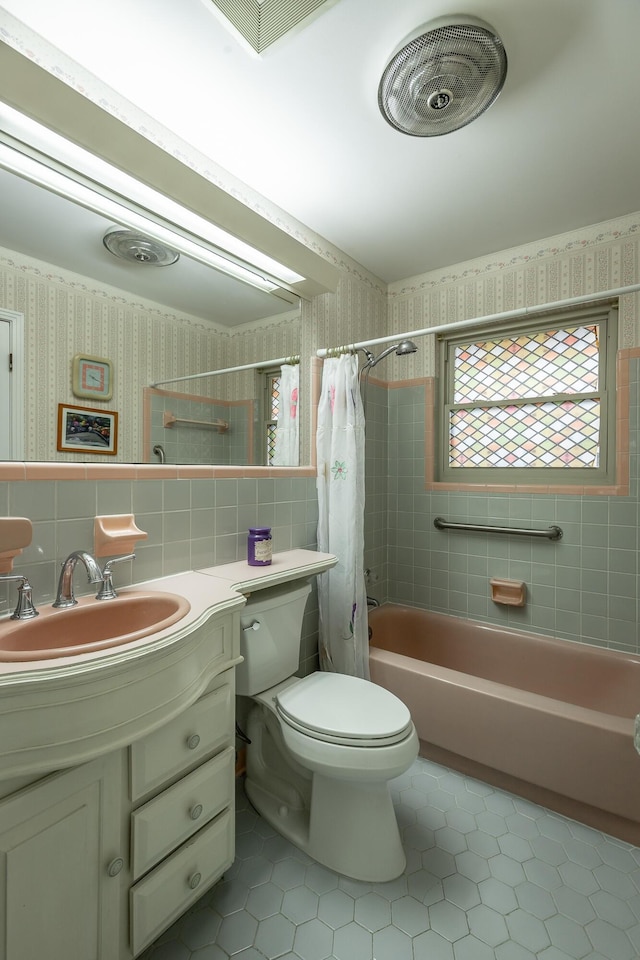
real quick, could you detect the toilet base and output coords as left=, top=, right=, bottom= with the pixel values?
left=245, top=772, right=406, bottom=882
left=309, top=773, right=406, bottom=881
left=244, top=704, right=407, bottom=881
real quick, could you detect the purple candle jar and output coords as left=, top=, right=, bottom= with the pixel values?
left=248, top=527, right=272, bottom=566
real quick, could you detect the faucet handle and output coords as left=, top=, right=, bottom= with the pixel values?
left=0, top=574, right=39, bottom=620
left=96, top=554, right=136, bottom=601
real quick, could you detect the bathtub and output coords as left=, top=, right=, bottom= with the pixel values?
left=368, top=604, right=640, bottom=844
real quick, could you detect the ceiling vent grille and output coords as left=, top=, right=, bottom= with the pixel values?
left=207, top=0, right=337, bottom=53
left=378, top=15, right=507, bottom=137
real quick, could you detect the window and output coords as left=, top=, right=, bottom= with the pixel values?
left=264, top=368, right=281, bottom=465
left=438, top=305, right=617, bottom=485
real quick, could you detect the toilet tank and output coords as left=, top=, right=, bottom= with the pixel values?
left=236, top=580, right=312, bottom=696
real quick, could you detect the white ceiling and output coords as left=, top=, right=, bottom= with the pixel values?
left=3, top=0, right=640, bottom=287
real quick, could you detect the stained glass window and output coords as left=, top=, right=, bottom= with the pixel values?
left=439, top=306, right=617, bottom=483
left=453, top=326, right=599, bottom=403
left=265, top=371, right=281, bottom=465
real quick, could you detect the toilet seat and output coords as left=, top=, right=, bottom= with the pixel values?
left=275, top=672, right=413, bottom=747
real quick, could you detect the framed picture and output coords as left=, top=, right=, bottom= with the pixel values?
left=71, top=353, right=113, bottom=400
left=57, top=403, right=118, bottom=455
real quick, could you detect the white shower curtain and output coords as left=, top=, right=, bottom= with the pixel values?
left=272, top=363, right=299, bottom=466
left=315, top=354, right=369, bottom=679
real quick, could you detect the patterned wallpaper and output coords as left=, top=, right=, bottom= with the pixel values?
left=384, top=212, right=640, bottom=383
left=0, top=248, right=300, bottom=462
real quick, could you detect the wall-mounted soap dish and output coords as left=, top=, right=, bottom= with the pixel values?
left=94, top=515, right=148, bottom=558
left=490, top=578, right=526, bottom=607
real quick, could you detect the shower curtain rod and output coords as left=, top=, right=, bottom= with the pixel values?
left=315, top=282, right=640, bottom=358
left=150, top=355, right=300, bottom=388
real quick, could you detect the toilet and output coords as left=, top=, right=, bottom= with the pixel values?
left=237, top=580, right=419, bottom=881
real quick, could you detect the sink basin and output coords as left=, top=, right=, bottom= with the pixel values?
left=0, top=592, right=191, bottom=661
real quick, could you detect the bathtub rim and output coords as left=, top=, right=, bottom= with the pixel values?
left=368, top=603, right=640, bottom=671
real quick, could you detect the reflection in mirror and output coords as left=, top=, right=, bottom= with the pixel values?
left=0, top=164, right=302, bottom=466
left=144, top=359, right=299, bottom=467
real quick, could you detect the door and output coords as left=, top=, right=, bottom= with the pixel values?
left=0, top=752, right=125, bottom=960
left=0, top=310, right=24, bottom=460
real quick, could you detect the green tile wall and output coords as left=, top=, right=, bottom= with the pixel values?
left=378, top=362, right=640, bottom=655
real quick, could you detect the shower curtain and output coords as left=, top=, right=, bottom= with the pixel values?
left=315, top=354, right=369, bottom=679
left=272, top=363, right=299, bottom=466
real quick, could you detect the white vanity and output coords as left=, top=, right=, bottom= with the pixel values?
left=0, top=549, right=336, bottom=960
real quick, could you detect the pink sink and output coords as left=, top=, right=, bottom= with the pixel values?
left=0, top=592, right=191, bottom=661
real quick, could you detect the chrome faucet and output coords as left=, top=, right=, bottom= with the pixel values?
left=0, top=573, right=39, bottom=620
left=53, top=551, right=103, bottom=608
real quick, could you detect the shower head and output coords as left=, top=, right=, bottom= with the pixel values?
left=366, top=339, right=418, bottom=368
left=395, top=339, right=418, bottom=356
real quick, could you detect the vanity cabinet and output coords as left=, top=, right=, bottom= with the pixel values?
left=0, top=550, right=333, bottom=959
left=128, top=669, right=236, bottom=955
left=0, top=664, right=238, bottom=960
left=0, top=750, right=126, bottom=960
left=0, top=669, right=236, bottom=960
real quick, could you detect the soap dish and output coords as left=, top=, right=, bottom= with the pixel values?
left=94, top=515, right=148, bottom=558
left=490, top=578, right=526, bottom=607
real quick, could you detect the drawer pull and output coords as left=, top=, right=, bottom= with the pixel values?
left=188, top=871, right=202, bottom=890
left=190, top=803, right=204, bottom=821
left=107, top=857, right=125, bottom=878
left=186, top=733, right=201, bottom=750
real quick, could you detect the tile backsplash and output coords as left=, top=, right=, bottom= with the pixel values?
left=0, top=475, right=321, bottom=672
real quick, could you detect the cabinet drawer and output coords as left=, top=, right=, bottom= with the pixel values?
left=131, top=747, right=234, bottom=879
left=130, top=679, right=234, bottom=801
left=130, top=808, right=233, bottom=955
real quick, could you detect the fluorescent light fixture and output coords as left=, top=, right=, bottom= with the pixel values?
left=0, top=102, right=305, bottom=288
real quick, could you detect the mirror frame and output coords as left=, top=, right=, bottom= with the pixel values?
left=0, top=41, right=336, bottom=480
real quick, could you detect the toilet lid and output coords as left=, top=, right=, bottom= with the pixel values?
left=275, top=673, right=413, bottom=746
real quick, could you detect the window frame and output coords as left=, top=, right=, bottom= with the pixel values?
left=437, top=304, right=618, bottom=486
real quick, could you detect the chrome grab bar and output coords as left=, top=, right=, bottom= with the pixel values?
left=433, top=517, right=563, bottom=541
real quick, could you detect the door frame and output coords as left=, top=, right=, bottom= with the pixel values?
left=0, top=308, right=25, bottom=460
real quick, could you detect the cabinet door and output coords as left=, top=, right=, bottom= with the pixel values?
left=0, top=752, right=124, bottom=960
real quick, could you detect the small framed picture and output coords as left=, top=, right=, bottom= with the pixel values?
left=72, top=353, right=113, bottom=400
left=57, top=403, right=118, bottom=455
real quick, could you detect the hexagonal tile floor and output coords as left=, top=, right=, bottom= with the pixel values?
left=139, top=757, right=640, bottom=960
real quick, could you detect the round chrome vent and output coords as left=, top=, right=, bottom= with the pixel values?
left=103, top=229, right=180, bottom=266
left=378, top=15, right=507, bottom=137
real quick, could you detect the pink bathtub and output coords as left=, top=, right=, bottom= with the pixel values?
left=369, top=604, right=640, bottom=844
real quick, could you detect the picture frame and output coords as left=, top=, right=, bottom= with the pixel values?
left=71, top=353, right=113, bottom=400
left=57, top=403, right=118, bottom=455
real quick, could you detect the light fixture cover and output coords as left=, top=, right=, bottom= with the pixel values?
left=103, top=229, right=180, bottom=266
left=378, top=15, right=507, bottom=137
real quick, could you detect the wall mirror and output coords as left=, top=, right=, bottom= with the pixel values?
left=0, top=41, right=338, bottom=473
left=0, top=161, right=302, bottom=466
